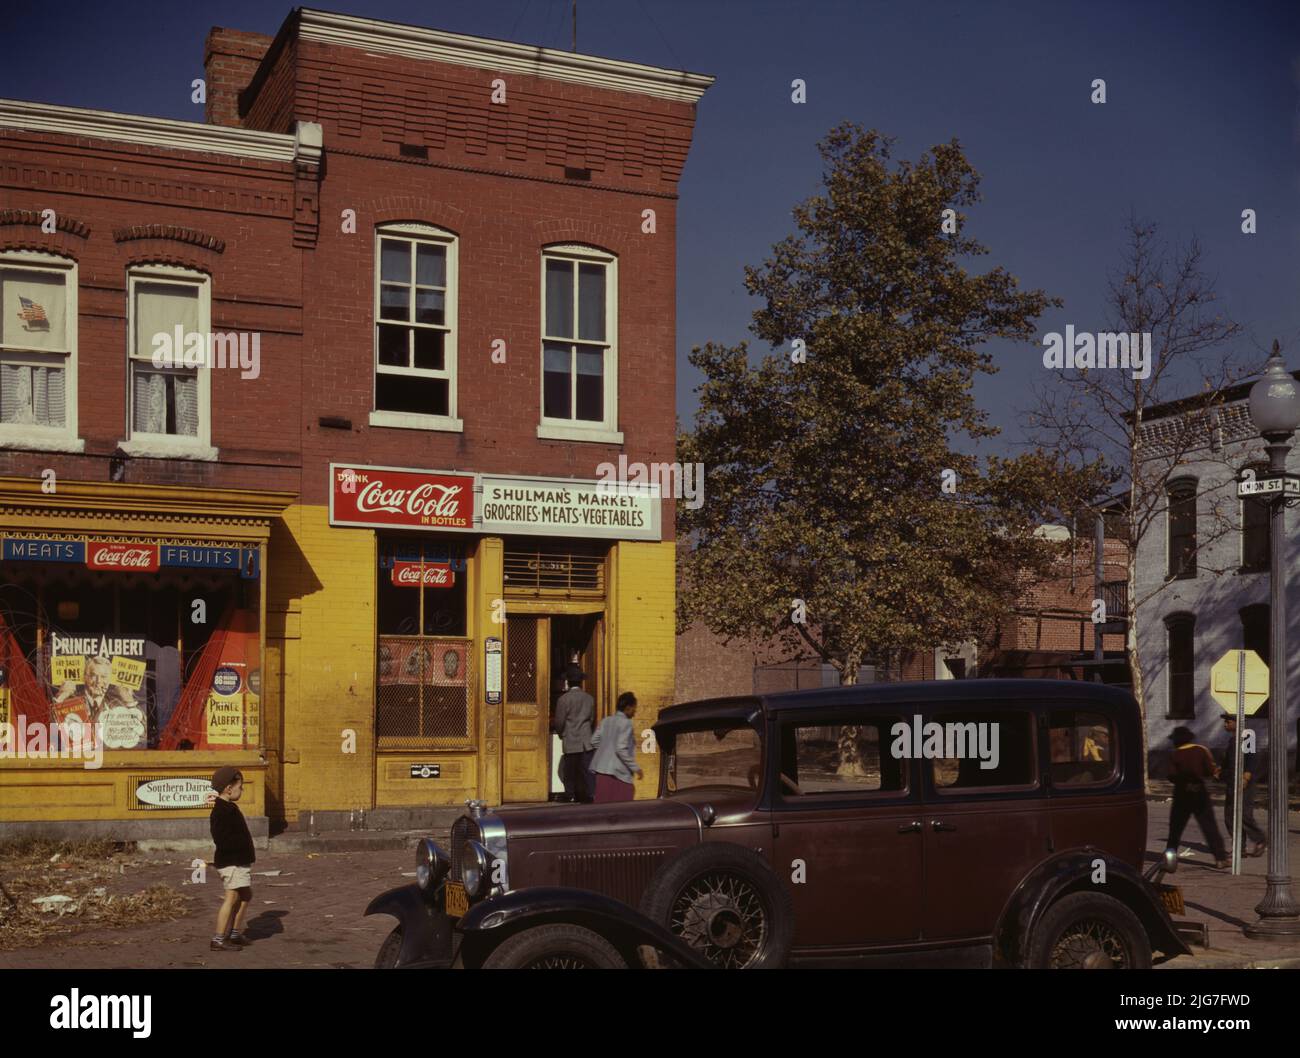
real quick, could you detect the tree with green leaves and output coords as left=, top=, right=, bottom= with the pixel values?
left=678, top=124, right=1109, bottom=685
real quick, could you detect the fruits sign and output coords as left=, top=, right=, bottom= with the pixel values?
left=330, top=464, right=475, bottom=530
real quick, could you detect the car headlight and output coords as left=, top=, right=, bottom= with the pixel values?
left=415, top=838, right=449, bottom=891
left=461, top=839, right=490, bottom=898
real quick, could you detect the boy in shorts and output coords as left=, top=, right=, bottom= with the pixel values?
left=209, top=766, right=255, bottom=952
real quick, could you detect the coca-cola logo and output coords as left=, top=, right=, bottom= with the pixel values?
left=358, top=480, right=463, bottom=519
left=392, top=562, right=454, bottom=588
left=332, top=466, right=475, bottom=529
left=87, top=543, right=159, bottom=572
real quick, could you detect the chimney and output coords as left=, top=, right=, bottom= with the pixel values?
left=203, top=27, right=273, bottom=128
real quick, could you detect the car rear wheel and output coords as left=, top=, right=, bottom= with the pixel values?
left=1027, top=892, right=1152, bottom=969
left=640, top=844, right=793, bottom=969
left=375, top=926, right=403, bottom=969
left=481, top=924, right=627, bottom=969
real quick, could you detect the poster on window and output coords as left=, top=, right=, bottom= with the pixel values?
left=429, top=642, right=468, bottom=687
left=48, top=634, right=148, bottom=749
left=203, top=617, right=261, bottom=748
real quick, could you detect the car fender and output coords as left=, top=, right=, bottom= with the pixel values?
left=994, top=849, right=1192, bottom=966
left=364, top=884, right=453, bottom=968
left=457, top=886, right=713, bottom=969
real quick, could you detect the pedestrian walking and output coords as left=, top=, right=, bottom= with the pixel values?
left=1166, top=727, right=1228, bottom=870
left=209, top=766, right=255, bottom=952
left=591, top=692, right=643, bottom=803
left=552, top=667, right=595, bottom=803
left=1220, top=714, right=1267, bottom=857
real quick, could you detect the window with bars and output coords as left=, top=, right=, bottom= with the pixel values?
left=0, top=254, right=76, bottom=443
left=541, top=246, right=617, bottom=434
left=503, top=542, right=607, bottom=596
left=374, top=224, right=458, bottom=427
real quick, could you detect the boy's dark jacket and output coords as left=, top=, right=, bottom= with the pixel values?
left=210, top=797, right=256, bottom=867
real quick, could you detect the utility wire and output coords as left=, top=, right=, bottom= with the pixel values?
left=633, top=0, right=686, bottom=69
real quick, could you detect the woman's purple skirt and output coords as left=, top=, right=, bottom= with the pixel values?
left=594, top=773, right=635, bottom=803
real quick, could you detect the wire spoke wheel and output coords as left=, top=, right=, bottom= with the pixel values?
left=670, top=870, right=768, bottom=969
left=1049, top=917, right=1132, bottom=969
left=527, top=952, right=592, bottom=969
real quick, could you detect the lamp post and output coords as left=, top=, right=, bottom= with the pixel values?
left=1244, top=341, right=1300, bottom=937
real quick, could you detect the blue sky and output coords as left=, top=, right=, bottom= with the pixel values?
left=4, top=0, right=1297, bottom=452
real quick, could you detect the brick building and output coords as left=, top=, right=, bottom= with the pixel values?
left=0, top=8, right=711, bottom=837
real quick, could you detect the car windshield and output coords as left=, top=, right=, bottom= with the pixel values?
left=666, top=724, right=762, bottom=792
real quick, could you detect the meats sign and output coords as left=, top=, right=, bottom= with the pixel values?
left=330, top=465, right=475, bottom=531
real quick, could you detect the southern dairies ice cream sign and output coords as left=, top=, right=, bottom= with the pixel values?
left=49, top=634, right=148, bottom=749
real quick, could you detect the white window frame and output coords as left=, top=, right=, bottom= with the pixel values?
left=370, top=223, right=462, bottom=433
left=538, top=244, right=622, bottom=444
left=121, top=264, right=217, bottom=460
left=0, top=251, right=83, bottom=453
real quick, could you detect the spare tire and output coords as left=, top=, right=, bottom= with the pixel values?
left=639, top=843, right=793, bottom=968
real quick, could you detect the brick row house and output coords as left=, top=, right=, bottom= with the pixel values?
left=0, top=8, right=711, bottom=838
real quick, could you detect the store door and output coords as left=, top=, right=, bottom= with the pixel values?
left=502, top=616, right=550, bottom=803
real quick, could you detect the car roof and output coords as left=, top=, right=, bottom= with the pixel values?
left=656, top=680, right=1135, bottom=728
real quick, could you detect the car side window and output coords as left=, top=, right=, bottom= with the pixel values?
left=1049, top=710, right=1116, bottom=787
left=779, top=719, right=908, bottom=796
left=929, top=709, right=1036, bottom=792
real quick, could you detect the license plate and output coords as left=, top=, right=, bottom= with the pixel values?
left=1159, top=884, right=1185, bottom=917
left=444, top=881, right=469, bottom=918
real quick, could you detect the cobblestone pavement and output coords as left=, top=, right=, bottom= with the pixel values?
left=3, top=804, right=1300, bottom=969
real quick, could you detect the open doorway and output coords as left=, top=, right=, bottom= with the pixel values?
left=547, top=614, right=603, bottom=801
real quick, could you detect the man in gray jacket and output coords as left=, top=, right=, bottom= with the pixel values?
left=553, top=668, right=595, bottom=802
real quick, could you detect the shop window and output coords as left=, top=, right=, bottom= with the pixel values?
left=1166, top=613, right=1195, bottom=719
left=371, top=223, right=460, bottom=431
left=124, top=265, right=215, bottom=459
left=539, top=245, right=619, bottom=442
left=376, top=539, right=472, bottom=747
left=0, top=252, right=79, bottom=450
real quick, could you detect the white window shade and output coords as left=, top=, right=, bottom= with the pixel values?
left=1, top=269, right=67, bottom=351
left=133, top=282, right=200, bottom=359
left=0, top=362, right=65, bottom=426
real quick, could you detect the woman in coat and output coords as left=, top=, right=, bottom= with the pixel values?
left=591, top=692, right=643, bottom=803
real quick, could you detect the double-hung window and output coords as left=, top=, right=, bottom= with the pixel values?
left=123, top=265, right=216, bottom=459
left=0, top=252, right=81, bottom=451
left=372, top=224, right=460, bottom=431
left=539, top=246, right=621, bottom=443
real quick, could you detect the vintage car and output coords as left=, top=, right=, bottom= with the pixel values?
left=366, top=679, right=1192, bottom=968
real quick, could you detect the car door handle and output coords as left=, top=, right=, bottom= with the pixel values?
left=930, top=820, right=958, bottom=832
left=897, top=821, right=922, bottom=833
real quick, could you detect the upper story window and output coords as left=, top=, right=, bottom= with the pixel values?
left=539, top=245, right=621, bottom=444
left=1166, top=478, right=1197, bottom=579
left=1240, top=463, right=1270, bottom=572
left=1166, top=613, right=1195, bottom=719
left=123, top=265, right=216, bottom=460
left=372, top=224, right=460, bottom=432
left=0, top=252, right=81, bottom=451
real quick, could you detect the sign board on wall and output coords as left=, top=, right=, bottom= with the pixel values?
left=132, top=776, right=219, bottom=810
left=328, top=466, right=663, bottom=543
left=485, top=637, right=502, bottom=706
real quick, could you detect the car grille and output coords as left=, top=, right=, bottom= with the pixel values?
left=449, top=816, right=480, bottom=882
left=559, top=849, right=667, bottom=907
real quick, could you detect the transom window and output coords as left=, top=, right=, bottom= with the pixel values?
left=373, top=224, right=459, bottom=428
left=541, top=246, right=618, bottom=438
left=0, top=252, right=79, bottom=448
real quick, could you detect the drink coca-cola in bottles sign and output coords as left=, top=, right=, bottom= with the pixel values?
left=330, top=464, right=476, bottom=531
left=87, top=542, right=160, bottom=572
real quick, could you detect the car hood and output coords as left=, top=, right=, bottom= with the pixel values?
left=494, top=797, right=702, bottom=840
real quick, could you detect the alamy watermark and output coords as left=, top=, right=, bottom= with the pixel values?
left=595, top=455, right=704, bottom=511
left=1042, top=326, right=1151, bottom=380
left=890, top=714, right=1000, bottom=770
left=0, top=717, right=103, bottom=769
left=151, top=327, right=260, bottom=379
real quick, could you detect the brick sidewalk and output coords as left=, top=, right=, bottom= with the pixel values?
left=4, top=805, right=1300, bottom=969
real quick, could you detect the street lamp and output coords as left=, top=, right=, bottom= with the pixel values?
left=1244, top=340, right=1300, bottom=937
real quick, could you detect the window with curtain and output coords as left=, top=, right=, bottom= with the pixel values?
left=1166, top=614, right=1195, bottom=719
left=0, top=256, right=74, bottom=435
left=374, top=225, right=456, bottom=420
left=1241, top=464, right=1270, bottom=572
left=129, top=270, right=205, bottom=438
left=542, top=247, right=615, bottom=427
left=1166, top=480, right=1197, bottom=579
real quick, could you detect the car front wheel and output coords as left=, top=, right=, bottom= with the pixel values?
left=481, top=924, right=628, bottom=969
left=375, top=926, right=403, bottom=969
left=1027, top=892, right=1152, bottom=969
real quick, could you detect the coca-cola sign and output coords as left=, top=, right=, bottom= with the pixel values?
left=391, top=561, right=454, bottom=588
left=330, top=464, right=475, bottom=530
left=87, top=543, right=160, bottom=572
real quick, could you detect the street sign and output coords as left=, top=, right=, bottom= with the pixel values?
left=1237, top=474, right=1300, bottom=499
left=1211, top=649, right=1268, bottom=715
